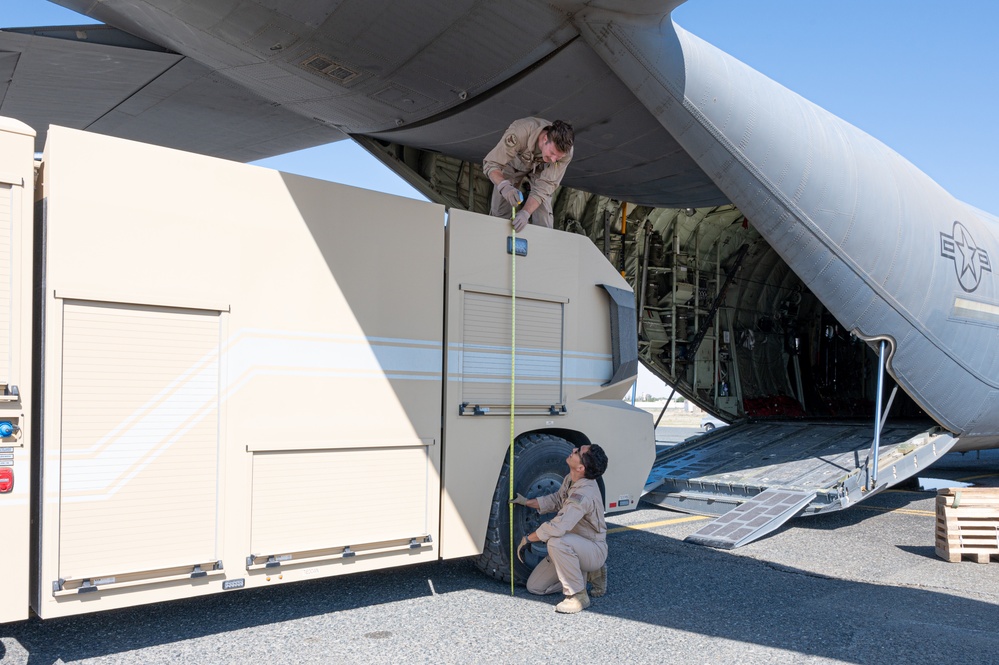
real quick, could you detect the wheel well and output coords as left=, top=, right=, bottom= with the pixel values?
left=522, top=427, right=591, bottom=449
left=476, top=431, right=575, bottom=584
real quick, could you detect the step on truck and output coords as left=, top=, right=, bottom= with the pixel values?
left=0, top=117, right=653, bottom=622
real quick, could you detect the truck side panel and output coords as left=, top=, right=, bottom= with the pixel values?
left=33, top=126, right=445, bottom=619
left=440, top=210, right=654, bottom=559
left=0, top=118, right=35, bottom=623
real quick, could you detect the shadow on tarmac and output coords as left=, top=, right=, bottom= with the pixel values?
left=588, top=528, right=998, bottom=662
left=3, top=559, right=482, bottom=665
left=5, top=454, right=996, bottom=663
left=896, top=545, right=939, bottom=560
left=5, top=522, right=999, bottom=664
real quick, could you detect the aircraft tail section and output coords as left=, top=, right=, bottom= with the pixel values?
left=574, top=10, right=999, bottom=444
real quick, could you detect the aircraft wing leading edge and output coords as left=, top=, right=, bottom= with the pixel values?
left=0, top=25, right=344, bottom=159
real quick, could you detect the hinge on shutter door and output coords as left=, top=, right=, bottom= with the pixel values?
left=52, top=561, right=225, bottom=596
left=245, top=536, right=434, bottom=570
left=459, top=402, right=567, bottom=416
left=0, top=385, right=19, bottom=402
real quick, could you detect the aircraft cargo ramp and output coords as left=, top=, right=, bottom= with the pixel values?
left=644, top=420, right=957, bottom=548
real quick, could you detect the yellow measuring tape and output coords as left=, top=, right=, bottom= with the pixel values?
left=508, top=201, right=518, bottom=595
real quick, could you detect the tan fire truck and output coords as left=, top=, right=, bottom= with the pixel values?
left=0, top=117, right=653, bottom=622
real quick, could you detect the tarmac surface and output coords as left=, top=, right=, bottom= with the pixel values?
left=2, top=423, right=998, bottom=664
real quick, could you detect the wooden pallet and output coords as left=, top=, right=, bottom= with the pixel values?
left=935, top=488, right=999, bottom=563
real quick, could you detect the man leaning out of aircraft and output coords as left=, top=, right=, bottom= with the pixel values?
left=512, top=443, right=608, bottom=614
left=483, top=118, right=574, bottom=232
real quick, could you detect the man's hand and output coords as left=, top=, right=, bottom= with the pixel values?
left=512, top=209, right=530, bottom=232
left=516, top=535, right=530, bottom=563
left=509, top=493, right=530, bottom=506
left=496, top=180, right=522, bottom=208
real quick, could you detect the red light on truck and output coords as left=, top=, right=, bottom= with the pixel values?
left=0, top=468, right=11, bottom=493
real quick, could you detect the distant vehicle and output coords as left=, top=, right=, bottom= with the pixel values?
left=701, top=415, right=728, bottom=432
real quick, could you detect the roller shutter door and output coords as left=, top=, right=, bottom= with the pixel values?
left=250, top=445, right=433, bottom=555
left=57, top=301, right=221, bottom=577
left=0, top=184, right=12, bottom=385
left=461, top=291, right=563, bottom=407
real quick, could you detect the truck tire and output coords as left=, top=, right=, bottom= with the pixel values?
left=475, top=433, right=574, bottom=584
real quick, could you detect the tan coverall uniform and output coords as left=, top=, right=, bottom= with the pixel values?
left=526, top=475, right=607, bottom=597
left=482, top=117, right=573, bottom=229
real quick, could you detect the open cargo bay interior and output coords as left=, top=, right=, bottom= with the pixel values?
left=364, top=142, right=952, bottom=539
left=362, top=142, right=936, bottom=423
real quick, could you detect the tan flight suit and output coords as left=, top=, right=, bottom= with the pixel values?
left=482, top=117, right=573, bottom=229
left=526, top=475, right=607, bottom=597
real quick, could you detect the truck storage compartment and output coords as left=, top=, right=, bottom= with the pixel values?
left=53, top=300, right=223, bottom=593
left=0, top=118, right=33, bottom=623
left=246, top=443, right=436, bottom=568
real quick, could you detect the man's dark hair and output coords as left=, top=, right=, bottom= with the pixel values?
left=580, top=444, right=608, bottom=480
left=545, top=120, right=574, bottom=153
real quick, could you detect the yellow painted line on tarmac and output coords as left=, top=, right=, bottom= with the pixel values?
left=608, top=498, right=939, bottom=535
left=854, top=505, right=935, bottom=517
left=607, top=515, right=710, bottom=534
left=609, top=505, right=937, bottom=532
left=956, top=473, right=999, bottom=482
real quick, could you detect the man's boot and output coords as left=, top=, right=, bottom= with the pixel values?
left=555, top=590, right=590, bottom=614
left=587, top=565, right=607, bottom=597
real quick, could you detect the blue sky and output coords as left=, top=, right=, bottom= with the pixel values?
left=7, top=1, right=999, bottom=397
left=672, top=1, right=999, bottom=216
